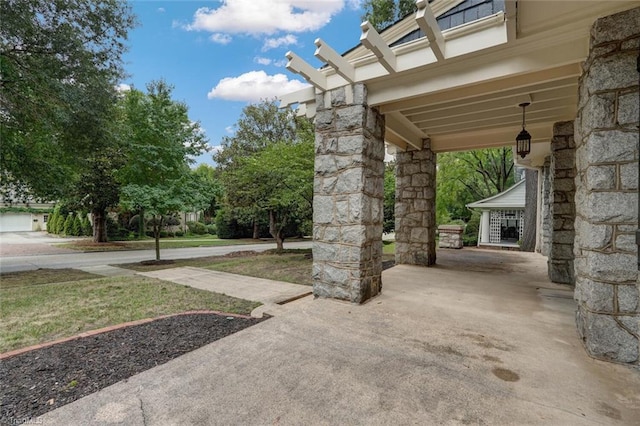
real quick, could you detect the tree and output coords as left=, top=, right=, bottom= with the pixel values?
left=192, top=164, right=223, bottom=223
left=437, top=147, right=515, bottom=222
left=362, top=0, right=418, bottom=32
left=216, top=100, right=310, bottom=239
left=118, top=80, right=209, bottom=260
left=521, top=169, right=538, bottom=252
left=383, top=162, right=396, bottom=233
left=0, top=0, right=136, bottom=199
left=223, top=139, right=313, bottom=252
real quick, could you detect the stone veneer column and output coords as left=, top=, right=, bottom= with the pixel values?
left=313, top=83, right=385, bottom=303
left=539, top=158, right=552, bottom=256
left=395, top=142, right=437, bottom=266
left=548, top=121, right=576, bottom=284
left=573, top=7, right=639, bottom=364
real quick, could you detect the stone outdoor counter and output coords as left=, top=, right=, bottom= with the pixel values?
left=438, top=225, right=464, bottom=249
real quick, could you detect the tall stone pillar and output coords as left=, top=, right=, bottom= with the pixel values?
left=548, top=121, right=576, bottom=284
left=395, top=142, right=437, bottom=266
left=574, top=7, right=639, bottom=364
left=313, top=83, right=385, bottom=303
left=539, top=158, right=552, bottom=256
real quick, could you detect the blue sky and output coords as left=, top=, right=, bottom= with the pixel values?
left=121, top=0, right=367, bottom=165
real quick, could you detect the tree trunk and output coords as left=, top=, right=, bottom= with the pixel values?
left=154, top=215, right=162, bottom=261
left=252, top=219, right=259, bottom=240
left=138, top=208, right=145, bottom=239
left=268, top=210, right=286, bottom=253
left=521, top=169, right=538, bottom=252
left=92, top=208, right=108, bottom=243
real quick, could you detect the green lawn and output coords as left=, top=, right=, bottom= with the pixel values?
left=56, top=235, right=276, bottom=251
left=0, top=271, right=259, bottom=353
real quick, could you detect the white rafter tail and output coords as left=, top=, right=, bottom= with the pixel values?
left=359, top=21, right=396, bottom=74
left=285, top=51, right=327, bottom=91
left=314, top=38, right=355, bottom=83
left=416, top=0, right=445, bottom=61
left=279, top=86, right=315, bottom=109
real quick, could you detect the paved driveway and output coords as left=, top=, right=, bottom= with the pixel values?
left=0, top=232, right=82, bottom=257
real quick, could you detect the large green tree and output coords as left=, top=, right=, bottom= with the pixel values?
left=216, top=100, right=312, bottom=239
left=436, top=147, right=515, bottom=222
left=362, top=0, right=418, bottom=31
left=118, top=80, right=209, bottom=260
left=0, top=0, right=136, bottom=199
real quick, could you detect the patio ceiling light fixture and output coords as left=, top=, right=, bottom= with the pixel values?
left=516, top=102, right=532, bottom=159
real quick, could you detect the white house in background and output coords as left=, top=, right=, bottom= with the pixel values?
left=0, top=191, right=54, bottom=232
left=466, top=179, right=525, bottom=248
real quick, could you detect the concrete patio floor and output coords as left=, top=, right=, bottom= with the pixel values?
left=40, top=249, right=640, bottom=425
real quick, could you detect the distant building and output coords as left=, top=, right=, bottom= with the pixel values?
left=466, top=179, right=525, bottom=248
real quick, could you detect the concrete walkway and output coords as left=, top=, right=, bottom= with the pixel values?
left=139, top=267, right=312, bottom=317
left=39, top=250, right=640, bottom=425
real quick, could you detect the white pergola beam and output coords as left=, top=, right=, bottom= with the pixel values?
left=279, top=86, right=315, bottom=109
left=385, top=112, right=425, bottom=150
left=285, top=51, right=327, bottom=90
left=314, top=38, right=355, bottom=83
left=416, top=0, right=445, bottom=61
left=360, top=21, right=397, bottom=74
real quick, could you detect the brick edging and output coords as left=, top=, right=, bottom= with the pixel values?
left=0, top=310, right=254, bottom=360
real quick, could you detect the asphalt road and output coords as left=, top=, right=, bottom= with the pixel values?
left=0, top=239, right=313, bottom=273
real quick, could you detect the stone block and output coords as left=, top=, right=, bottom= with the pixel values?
left=620, top=162, right=638, bottom=190
left=615, top=233, right=636, bottom=253
left=335, top=168, right=363, bottom=193
left=590, top=7, right=640, bottom=46
left=585, top=165, right=616, bottom=190
left=584, top=52, right=639, bottom=93
left=580, top=93, right=616, bottom=129
left=585, top=191, right=637, bottom=222
left=575, top=278, right=614, bottom=312
left=584, top=130, right=637, bottom=164
left=331, top=86, right=346, bottom=106
left=618, top=284, right=639, bottom=312
left=553, top=230, right=575, bottom=245
left=315, top=154, right=337, bottom=175
left=336, top=105, right=365, bottom=132
left=353, top=83, right=367, bottom=105
left=553, top=121, right=575, bottom=137
left=315, top=109, right=333, bottom=131
left=341, top=225, right=366, bottom=245
left=548, top=259, right=574, bottom=284
left=582, top=250, right=637, bottom=283
left=553, top=176, right=577, bottom=192
left=621, top=36, right=640, bottom=51
left=313, top=196, right=333, bottom=224
left=574, top=218, right=612, bottom=250
left=550, top=243, right=574, bottom=260
left=313, top=242, right=338, bottom=262
left=338, top=135, right=365, bottom=154
left=617, top=90, right=640, bottom=127
left=576, top=308, right=639, bottom=363
left=411, top=173, right=429, bottom=187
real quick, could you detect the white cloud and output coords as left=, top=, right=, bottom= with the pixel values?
left=210, top=33, right=232, bottom=44
left=157, top=7, right=165, bottom=13
left=254, top=56, right=273, bottom=66
left=116, top=83, right=131, bottom=92
left=273, top=59, right=288, bottom=67
left=186, top=0, right=345, bottom=35
left=224, top=126, right=234, bottom=134
left=207, top=70, right=310, bottom=102
left=262, top=34, right=298, bottom=51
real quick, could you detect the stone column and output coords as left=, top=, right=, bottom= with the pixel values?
left=539, top=158, right=552, bottom=256
left=313, top=83, right=385, bottom=304
left=395, top=142, right=437, bottom=266
left=574, top=7, right=639, bottom=364
left=548, top=121, right=576, bottom=284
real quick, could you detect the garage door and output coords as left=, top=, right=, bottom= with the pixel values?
left=0, top=213, right=32, bottom=232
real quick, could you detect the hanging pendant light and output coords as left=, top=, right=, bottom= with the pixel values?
left=516, top=102, right=531, bottom=159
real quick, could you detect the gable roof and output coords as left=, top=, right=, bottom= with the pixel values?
left=466, top=178, right=525, bottom=209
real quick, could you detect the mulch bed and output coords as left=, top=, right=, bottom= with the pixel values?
left=0, top=313, right=267, bottom=423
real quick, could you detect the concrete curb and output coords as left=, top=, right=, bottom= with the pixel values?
left=0, top=310, right=254, bottom=361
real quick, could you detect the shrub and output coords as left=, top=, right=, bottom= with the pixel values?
left=47, top=210, right=59, bottom=234
left=174, top=230, right=184, bottom=237
left=186, top=221, right=207, bottom=235
left=206, top=224, right=216, bottom=235
left=82, top=215, right=92, bottom=236
left=55, top=214, right=66, bottom=235
left=462, top=211, right=481, bottom=246
left=159, top=230, right=169, bottom=238
left=106, top=216, right=121, bottom=241
left=63, top=214, right=74, bottom=236
left=71, top=214, right=82, bottom=236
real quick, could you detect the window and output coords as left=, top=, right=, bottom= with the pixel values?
left=43, top=214, right=49, bottom=223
